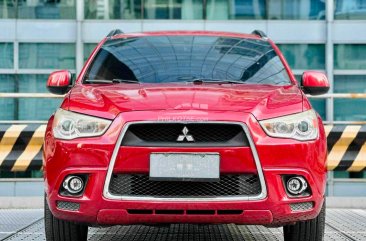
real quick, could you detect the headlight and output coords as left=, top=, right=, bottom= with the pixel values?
left=53, top=109, right=112, bottom=140
left=259, top=110, right=318, bottom=141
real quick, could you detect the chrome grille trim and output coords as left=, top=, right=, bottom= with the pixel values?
left=103, top=121, right=267, bottom=201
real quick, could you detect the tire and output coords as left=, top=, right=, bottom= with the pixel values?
left=44, top=195, right=88, bottom=241
left=283, top=201, right=326, bottom=241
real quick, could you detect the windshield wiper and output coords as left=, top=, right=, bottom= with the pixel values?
left=112, top=79, right=139, bottom=83
left=188, top=78, right=246, bottom=85
left=85, top=79, right=139, bottom=84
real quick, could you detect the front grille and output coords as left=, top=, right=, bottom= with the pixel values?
left=57, top=201, right=80, bottom=211
left=289, top=202, right=314, bottom=212
left=108, top=174, right=261, bottom=198
left=121, top=123, right=248, bottom=147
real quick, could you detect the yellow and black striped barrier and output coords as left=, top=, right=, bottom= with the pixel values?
left=0, top=124, right=45, bottom=172
left=325, top=125, right=366, bottom=172
left=0, top=124, right=365, bottom=172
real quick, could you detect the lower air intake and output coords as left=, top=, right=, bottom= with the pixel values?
left=289, top=202, right=314, bottom=212
left=57, top=201, right=80, bottom=211
left=109, top=174, right=261, bottom=198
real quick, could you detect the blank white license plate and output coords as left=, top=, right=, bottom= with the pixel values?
left=150, top=153, right=220, bottom=181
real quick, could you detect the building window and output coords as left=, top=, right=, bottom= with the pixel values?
left=0, top=170, right=43, bottom=178
left=334, top=44, right=366, bottom=70
left=277, top=44, right=325, bottom=70
left=0, top=74, right=61, bottom=120
left=207, top=0, right=265, bottom=20
left=284, top=44, right=327, bottom=122
left=334, top=171, right=366, bottom=178
left=84, top=43, right=98, bottom=62
left=144, top=0, right=203, bottom=19
left=267, top=0, right=325, bottom=20
left=0, top=75, right=16, bottom=120
left=19, top=43, right=76, bottom=69
left=85, top=0, right=142, bottom=19
left=17, top=0, right=76, bottom=19
left=335, top=75, right=366, bottom=92
left=335, top=0, right=366, bottom=20
left=17, top=74, right=62, bottom=120
left=334, top=75, right=366, bottom=121
left=0, top=0, right=16, bottom=18
left=310, top=99, right=326, bottom=120
left=0, top=43, right=13, bottom=69
left=1, top=0, right=330, bottom=20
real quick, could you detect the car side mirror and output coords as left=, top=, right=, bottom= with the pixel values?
left=301, top=71, right=330, bottom=96
left=46, top=70, right=73, bottom=95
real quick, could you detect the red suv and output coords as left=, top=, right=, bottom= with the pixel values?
left=44, top=30, right=329, bottom=241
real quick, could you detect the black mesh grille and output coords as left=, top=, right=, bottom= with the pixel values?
left=57, top=201, right=80, bottom=211
left=290, top=202, right=314, bottom=212
left=122, top=123, right=248, bottom=147
left=109, top=174, right=261, bottom=198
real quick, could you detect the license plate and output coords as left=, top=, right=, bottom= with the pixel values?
left=149, top=153, right=220, bottom=181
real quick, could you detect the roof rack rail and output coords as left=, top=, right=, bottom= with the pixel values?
left=106, top=29, right=124, bottom=38
left=251, top=30, right=267, bottom=38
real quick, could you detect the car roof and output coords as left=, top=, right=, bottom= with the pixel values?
left=110, top=31, right=264, bottom=40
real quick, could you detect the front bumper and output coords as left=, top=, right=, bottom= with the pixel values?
left=44, top=110, right=327, bottom=226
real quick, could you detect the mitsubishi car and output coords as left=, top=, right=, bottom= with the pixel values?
left=44, top=30, right=329, bottom=241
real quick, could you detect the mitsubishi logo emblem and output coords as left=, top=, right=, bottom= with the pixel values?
left=177, top=126, right=194, bottom=142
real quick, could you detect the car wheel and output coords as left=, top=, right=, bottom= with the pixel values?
left=283, top=201, right=325, bottom=241
left=44, top=195, right=88, bottom=241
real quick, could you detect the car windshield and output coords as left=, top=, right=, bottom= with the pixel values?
left=83, top=35, right=292, bottom=85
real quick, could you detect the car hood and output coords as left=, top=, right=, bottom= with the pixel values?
left=67, top=83, right=303, bottom=120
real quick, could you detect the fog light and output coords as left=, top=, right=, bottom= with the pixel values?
left=286, top=176, right=308, bottom=195
left=63, top=176, right=84, bottom=194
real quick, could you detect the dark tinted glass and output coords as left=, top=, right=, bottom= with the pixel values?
left=84, top=43, right=98, bottom=62
left=206, top=0, right=325, bottom=20
left=334, top=75, right=366, bottom=121
left=0, top=43, right=13, bottom=68
left=84, top=36, right=291, bottom=85
left=19, top=43, right=76, bottom=69
left=207, top=0, right=266, bottom=20
left=310, top=99, right=326, bottom=120
left=277, top=44, right=325, bottom=70
left=0, top=0, right=16, bottom=18
left=0, top=74, right=62, bottom=121
left=334, top=44, right=366, bottom=69
left=267, top=0, right=325, bottom=20
left=17, top=0, right=76, bottom=19
left=335, top=0, right=366, bottom=20
left=85, top=0, right=142, bottom=19
left=144, top=0, right=203, bottom=19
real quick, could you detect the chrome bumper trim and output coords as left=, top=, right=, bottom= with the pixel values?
left=103, top=121, right=267, bottom=202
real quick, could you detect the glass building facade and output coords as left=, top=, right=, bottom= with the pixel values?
left=0, top=0, right=366, bottom=179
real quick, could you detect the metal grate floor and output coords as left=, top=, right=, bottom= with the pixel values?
left=1, top=209, right=366, bottom=241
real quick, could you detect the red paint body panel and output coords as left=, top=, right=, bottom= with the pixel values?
left=44, top=31, right=327, bottom=227
left=96, top=209, right=274, bottom=225
left=68, top=84, right=303, bottom=120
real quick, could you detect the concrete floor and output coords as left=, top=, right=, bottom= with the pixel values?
left=1, top=209, right=366, bottom=241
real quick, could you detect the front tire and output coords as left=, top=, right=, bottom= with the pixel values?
left=283, top=202, right=326, bottom=241
left=44, top=196, right=88, bottom=241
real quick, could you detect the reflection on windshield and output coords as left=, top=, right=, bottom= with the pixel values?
left=84, top=36, right=291, bottom=85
